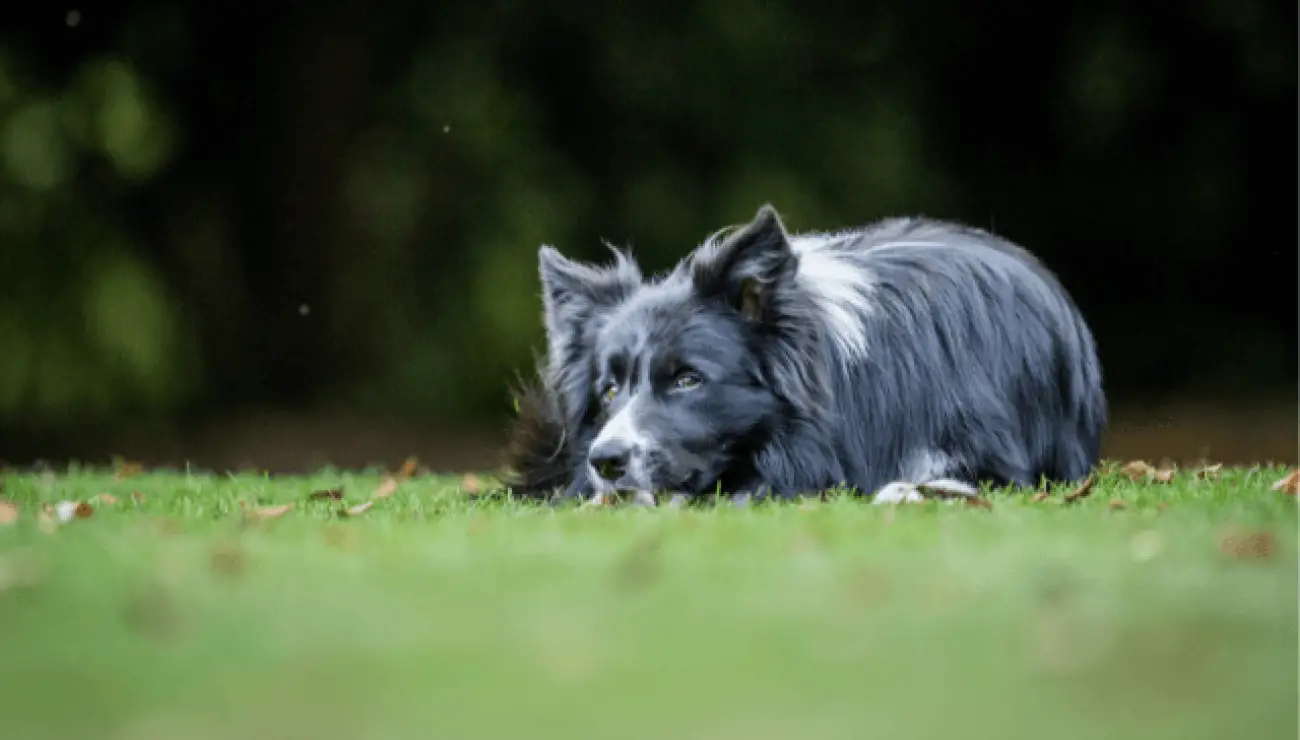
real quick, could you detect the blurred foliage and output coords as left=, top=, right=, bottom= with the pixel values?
left=0, top=1, right=1294, bottom=427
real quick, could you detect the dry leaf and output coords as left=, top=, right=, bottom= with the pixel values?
left=339, top=501, right=373, bottom=518
left=308, top=488, right=343, bottom=501
left=210, top=543, right=246, bottom=577
left=0, top=499, right=17, bottom=525
left=241, top=502, right=294, bottom=520
left=1194, top=463, right=1223, bottom=480
left=92, top=493, right=118, bottom=505
left=398, top=456, right=419, bottom=479
left=1108, top=499, right=1127, bottom=510
left=1030, top=492, right=1051, bottom=503
left=1151, top=467, right=1175, bottom=484
left=1271, top=470, right=1299, bottom=495
left=116, top=461, right=144, bottom=479
left=461, top=474, right=483, bottom=495
left=1119, top=461, right=1151, bottom=481
left=1219, top=529, right=1275, bottom=559
left=1063, top=473, right=1097, bottom=504
left=131, top=491, right=147, bottom=503
left=373, top=476, right=398, bottom=498
left=53, top=501, right=94, bottom=521
left=965, top=496, right=993, bottom=510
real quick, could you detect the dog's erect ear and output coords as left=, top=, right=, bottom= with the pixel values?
left=538, top=244, right=641, bottom=371
left=691, top=204, right=796, bottom=323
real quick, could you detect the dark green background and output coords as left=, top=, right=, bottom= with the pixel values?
left=0, top=2, right=1294, bottom=468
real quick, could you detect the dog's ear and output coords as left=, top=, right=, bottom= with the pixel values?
left=538, top=244, right=641, bottom=373
left=691, top=204, right=796, bottom=323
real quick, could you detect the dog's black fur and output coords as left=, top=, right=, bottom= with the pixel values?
left=502, top=204, right=1106, bottom=502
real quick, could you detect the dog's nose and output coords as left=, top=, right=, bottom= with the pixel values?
left=589, top=442, right=631, bottom=483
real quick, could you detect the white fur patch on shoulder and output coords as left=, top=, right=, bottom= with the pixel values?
left=790, top=235, right=875, bottom=360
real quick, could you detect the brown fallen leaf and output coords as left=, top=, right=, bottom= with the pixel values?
left=52, top=501, right=94, bottom=521
left=1063, top=473, right=1097, bottom=504
left=210, top=543, right=246, bottom=577
left=1219, top=529, right=1276, bottom=559
left=398, top=456, right=419, bottom=479
left=373, top=476, right=398, bottom=498
left=461, top=474, right=483, bottom=495
left=1108, top=499, right=1127, bottom=510
left=241, top=501, right=294, bottom=520
left=965, top=496, right=993, bottom=510
left=1270, top=470, right=1299, bottom=495
left=1194, top=463, right=1223, bottom=480
left=1119, top=461, right=1151, bottom=481
left=338, top=500, right=373, bottom=518
left=1151, top=467, right=1175, bottom=484
left=131, top=490, right=147, bottom=503
left=92, top=493, right=119, bottom=505
left=308, top=488, right=344, bottom=501
left=115, top=461, right=144, bottom=479
left=1030, top=492, right=1051, bottom=503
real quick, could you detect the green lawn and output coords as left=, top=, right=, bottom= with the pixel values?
left=0, top=464, right=1295, bottom=740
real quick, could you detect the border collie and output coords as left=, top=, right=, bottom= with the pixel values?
left=502, top=204, right=1106, bottom=505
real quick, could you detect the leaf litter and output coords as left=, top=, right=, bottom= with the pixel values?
left=1271, top=470, right=1299, bottom=495
left=240, top=501, right=294, bottom=521
left=373, top=476, right=398, bottom=498
left=0, top=499, right=17, bottom=525
left=1063, top=473, right=1097, bottom=504
left=338, top=501, right=374, bottom=518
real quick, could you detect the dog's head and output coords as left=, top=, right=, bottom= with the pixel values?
left=537, top=205, right=823, bottom=498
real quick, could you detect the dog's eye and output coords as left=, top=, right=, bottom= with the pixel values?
left=672, top=370, right=703, bottom=392
left=601, top=382, right=619, bottom=405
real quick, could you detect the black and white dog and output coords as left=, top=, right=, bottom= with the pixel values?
left=503, top=204, right=1106, bottom=505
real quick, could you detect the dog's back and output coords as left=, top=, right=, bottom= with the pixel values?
left=786, top=217, right=1106, bottom=492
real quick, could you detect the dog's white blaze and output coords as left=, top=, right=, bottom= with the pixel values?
left=593, top=396, right=646, bottom=450
left=790, top=236, right=877, bottom=361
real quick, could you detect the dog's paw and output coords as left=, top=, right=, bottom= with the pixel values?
left=666, top=493, right=690, bottom=508
left=915, top=478, right=979, bottom=499
left=872, top=481, right=926, bottom=504
left=629, top=490, right=657, bottom=507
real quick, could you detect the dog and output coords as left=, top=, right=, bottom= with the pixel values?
left=502, top=204, right=1106, bottom=506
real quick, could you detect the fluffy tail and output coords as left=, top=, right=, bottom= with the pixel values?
left=501, top=373, right=573, bottom=499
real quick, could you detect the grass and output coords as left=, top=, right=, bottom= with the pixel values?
left=0, top=463, right=1295, bottom=740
